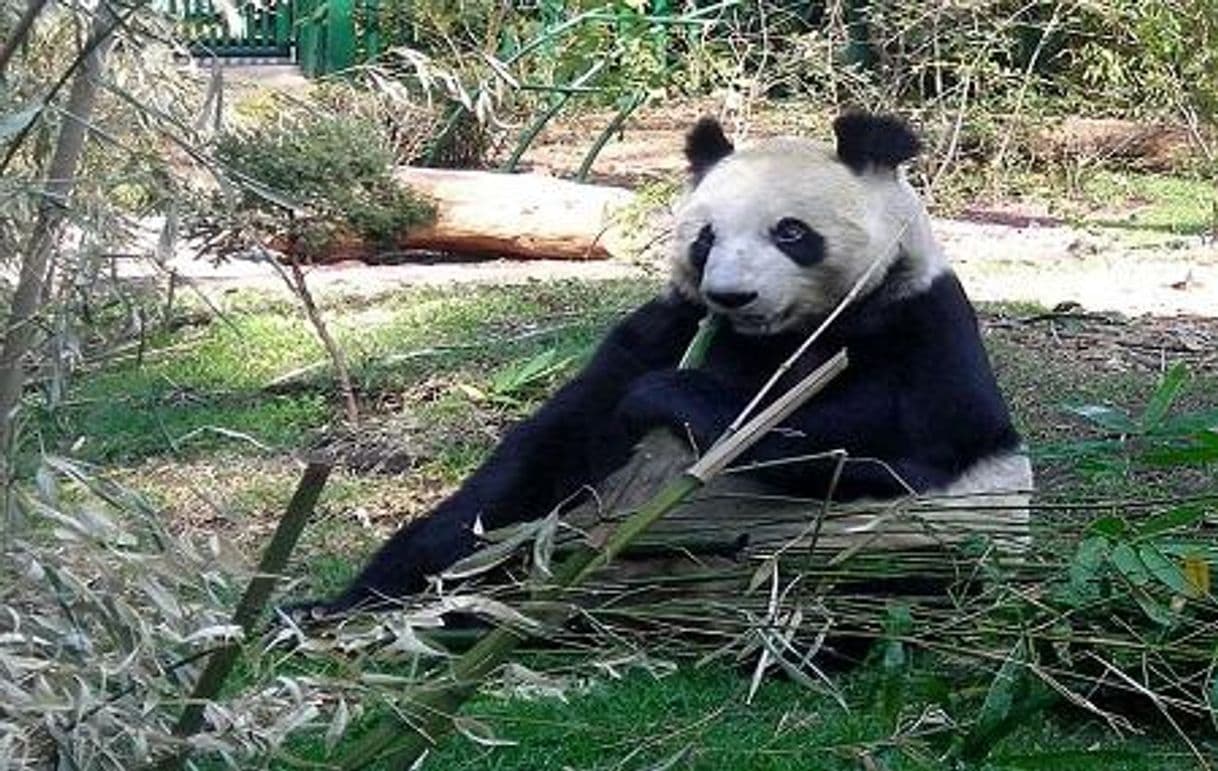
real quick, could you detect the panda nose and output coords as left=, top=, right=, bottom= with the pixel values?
left=707, top=290, right=758, bottom=309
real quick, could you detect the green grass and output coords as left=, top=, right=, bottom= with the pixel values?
left=968, top=168, right=1218, bottom=235
left=284, top=658, right=1206, bottom=771
left=1073, top=171, right=1217, bottom=235
left=34, top=280, right=655, bottom=464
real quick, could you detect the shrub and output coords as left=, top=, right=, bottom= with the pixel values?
left=212, top=112, right=435, bottom=259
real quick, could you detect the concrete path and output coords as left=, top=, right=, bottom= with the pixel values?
left=117, top=215, right=1217, bottom=318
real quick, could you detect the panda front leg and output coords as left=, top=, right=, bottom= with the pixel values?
left=612, top=370, right=947, bottom=502
left=310, top=295, right=703, bottom=616
left=611, top=369, right=746, bottom=454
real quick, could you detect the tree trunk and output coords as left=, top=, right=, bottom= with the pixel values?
left=396, top=168, right=634, bottom=261
left=0, top=6, right=116, bottom=471
left=288, top=168, right=636, bottom=263
left=562, top=432, right=1034, bottom=587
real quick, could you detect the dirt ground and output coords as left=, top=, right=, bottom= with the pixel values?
left=126, top=213, right=1217, bottom=319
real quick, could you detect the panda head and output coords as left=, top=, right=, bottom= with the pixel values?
left=670, top=112, right=945, bottom=335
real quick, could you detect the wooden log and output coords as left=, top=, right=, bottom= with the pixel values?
left=394, top=167, right=635, bottom=261
left=564, top=431, right=1034, bottom=587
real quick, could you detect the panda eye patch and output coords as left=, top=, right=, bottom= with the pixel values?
left=770, top=217, right=825, bottom=266
left=689, top=224, right=714, bottom=270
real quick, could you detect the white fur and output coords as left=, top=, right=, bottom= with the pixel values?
left=799, top=449, right=1034, bottom=555
left=671, top=136, right=946, bottom=334
left=653, top=448, right=1035, bottom=557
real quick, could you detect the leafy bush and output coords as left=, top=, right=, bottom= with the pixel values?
left=212, top=112, right=435, bottom=259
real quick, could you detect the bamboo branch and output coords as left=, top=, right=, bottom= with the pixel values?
left=0, top=0, right=50, bottom=82
left=723, top=218, right=909, bottom=439
left=341, top=345, right=849, bottom=769
left=338, top=210, right=924, bottom=765
left=261, top=248, right=360, bottom=424
left=150, top=461, right=332, bottom=771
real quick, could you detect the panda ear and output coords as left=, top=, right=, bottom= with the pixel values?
left=684, top=117, right=734, bottom=182
left=833, top=112, right=920, bottom=173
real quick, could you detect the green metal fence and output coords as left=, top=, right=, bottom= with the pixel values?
left=168, top=1, right=680, bottom=78
left=166, top=0, right=378, bottom=75
left=296, top=0, right=383, bottom=76
left=169, top=0, right=295, bottom=59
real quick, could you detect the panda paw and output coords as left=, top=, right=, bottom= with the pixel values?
left=615, top=369, right=739, bottom=450
left=272, top=596, right=356, bottom=627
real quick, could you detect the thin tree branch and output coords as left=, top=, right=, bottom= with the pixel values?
left=0, top=2, right=120, bottom=478
left=0, top=0, right=51, bottom=82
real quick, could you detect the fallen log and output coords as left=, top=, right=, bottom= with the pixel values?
left=562, top=431, right=1034, bottom=588
left=394, top=167, right=635, bottom=262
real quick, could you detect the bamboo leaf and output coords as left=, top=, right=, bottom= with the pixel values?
left=1130, top=588, right=1175, bottom=626
left=1087, top=516, right=1127, bottom=539
left=1145, top=429, right=1218, bottom=465
left=1140, top=362, right=1189, bottom=430
left=1059, top=536, right=1108, bottom=607
left=958, top=641, right=1057, bottom=762
left=1134, top=505, right=1205, bottom=540
left=1137, top=544, right=1194, bottom=596
left=325, top=699, right=350, bottom=753
left=1066, top=404, right=1138, bottom=433
left=1153, top=409, right=1218, bottom=436
left=531, top=509, right=559, bottom=579
left=1110, top=542, right=1150, bottom=587
left=453, top=716, right=517, bottom=747
left=0, top=104, right=39, bottom=140
left=183, top=624, right=243, bottom=645
left=439, top=596, right=543, bottom=634
left=441, top=519, right=547, bottom=581
left=976, top=646, right=1021, bottom=731
left=1181, top=553, right=1211, bottom=597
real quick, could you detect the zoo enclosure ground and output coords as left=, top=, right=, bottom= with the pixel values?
left=62, top=100, right=1218, bottom=768
left=111, top=98, right=1218, bottom=319
left=69, top=278, right=1218, bottom=770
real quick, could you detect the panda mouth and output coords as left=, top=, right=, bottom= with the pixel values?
left=728, top=307, right=793, bottom=335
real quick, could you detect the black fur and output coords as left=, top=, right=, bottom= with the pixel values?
left=771, top=219, right=826, bottom=266
left=318, top=265, right=1019, bottom=615
left=684, top=117, right=734, bottom=182
left=322, top=295, right=703, bottom=613
left=833, top=112, right=921, bottom=173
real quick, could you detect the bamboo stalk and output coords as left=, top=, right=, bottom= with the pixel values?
left=335, top=318, right=721, bottom=768
left=338, top=215, right=922, bottom=765
left=343, top=350, right=849, bottom=769
left=0, top=0, right=50, bottom=81
left=575, top=90, right=647, bottom=182
left=0, top=4, right=119, bottom=479
left=688, top=351, right=848, bottom=483
left=150, top=461, right=332, bottom=771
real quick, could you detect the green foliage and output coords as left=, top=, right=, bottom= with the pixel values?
left=459, top=348, right=576, bottom=408
left=956, top=641, right=1058, bottom=763
left=1073, top=0, right=1218, bottom=119
left=40, top=280, right=652, bottom=464
left=212, top=112, right=434, bottom=258
left=1064, top=363, right=1218, bottom=477
left=39, top=275, right=1218, bottom=769
left=401, top=662, right=1194, bottom=770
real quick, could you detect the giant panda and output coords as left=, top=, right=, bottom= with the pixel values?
left=313, top=112, right=1031, bottom=616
